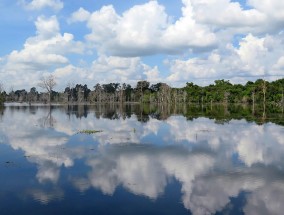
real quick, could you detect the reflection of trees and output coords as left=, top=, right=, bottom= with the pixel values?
left=262, top=103, right=266, bottom=124
left=39, top=107, right=56, bottom=128
left=58, top=104, right=284, bottom=125
left=0, top=106, right=4, bottom=121
left=5, top=103, right=283, bottom=126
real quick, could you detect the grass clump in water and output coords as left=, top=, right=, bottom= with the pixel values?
left=78, top=130, right=103, bottom=134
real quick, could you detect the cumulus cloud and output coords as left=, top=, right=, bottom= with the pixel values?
left=188, top=0, right=267, bottom=37
left=63, top=0, right=284, bottom=86
left=167, top=33, right=284, bottom=85
left=0, top=10, right=164, bottom=91
left=248, top=0, right=284, bottom=21
left=35, top=15, right=60, bottom=38
left=0, top=16, right=84, bottom=89
left=90, top=55, right=162, bottom=84
left=191, top=0, right=265, bottom=28
left=274, top=56, right=284, bottom=70
left=69, top=0, right=284, bottom=59
left=187, top=0, right=284, bottom=36
left=68, top=7, right=91, bottom=24
left=20, top=0, right=63, bottom=11
left=1, top=0, right=284, bottom=89
left=52, top=55, right=163, bottom=89
left=71, top=1, right=216, bottom=57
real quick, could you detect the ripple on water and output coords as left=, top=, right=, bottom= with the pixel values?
left=31, top=189, right=64, bottom=204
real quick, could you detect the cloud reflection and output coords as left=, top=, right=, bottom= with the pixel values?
left=1, top=106, right=284, bottom=214
left=28, top=188, right=64, bottom=205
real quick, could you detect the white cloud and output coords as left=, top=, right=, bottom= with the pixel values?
left=188, top=0, right=284, bottom=35
left=274, top=56, right=284, bottom=70
left=144, top=66, right=161, bottom=83
left=68, top=7, right=91, bottom=24
left=0, top=16, right=84, bottom=90
left=53, top=65, right=89, bottom=88
left=35, top=15, right=60, bottom=39
left=62, top=0, right=284, bottom=87
left=161, top=0, right=216, bottom=52
left=190, top=0, right=266, bottom=28
left=167, top=55, right=218, bottom=83
left=85, top=5, right=120, bottom=52
left=73, top=1, right=216, bottom=57
left=91, top=55, right=159, bottom=84
left=1, top=0, right=283, bottom=89
left=248, top=0, right=284, bottom=21
left=167, top=33, right=284, bottom=85
left=20, top=0, right=63, bottom=11
left=52, top=55, right=163, bottom=90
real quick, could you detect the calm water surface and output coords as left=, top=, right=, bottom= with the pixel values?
left=0, top=104, right=284, bottom=215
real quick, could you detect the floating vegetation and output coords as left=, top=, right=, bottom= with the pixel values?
left=198, top=129, right=213, bottom=132
left=4, top=161, right=19, bottom=168
left=78, top=130, right=103, bottom=135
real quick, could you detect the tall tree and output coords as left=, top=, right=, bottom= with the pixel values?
left=38, top=75, right=57, bottom=104
left=262, top=79, right=267, bottom=105
left=0, top=82, right=4, bottom=105
left=94, top=83, right=103, bottom=102
left=28, top=87, right=38, bottom=103
left=136, top=80, right=150, bottom=102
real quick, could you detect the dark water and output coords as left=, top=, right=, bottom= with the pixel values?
left=0, top=104, right=284, bottom=215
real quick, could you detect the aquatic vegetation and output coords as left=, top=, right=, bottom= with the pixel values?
left=77, top=130, right=103, bottom=134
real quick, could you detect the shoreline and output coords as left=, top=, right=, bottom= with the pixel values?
left=3, top=101, right=283, bottom=107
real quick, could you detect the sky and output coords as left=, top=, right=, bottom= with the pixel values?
left=0, top=0, right=284, bottom=91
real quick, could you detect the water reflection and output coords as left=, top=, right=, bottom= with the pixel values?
left=29, top=188, right=64, bottom=204
left=0, top=104, right=284, bottom=214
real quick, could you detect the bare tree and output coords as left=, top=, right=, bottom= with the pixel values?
left=118, top=83, right=126, bottom=103
left=66, top=82, right=75, bottom=102
left=158, top=83, right=171, bottom=103
left=262, top=80, right=266, bottom=105
left=38, top=75, right=56, bottom=104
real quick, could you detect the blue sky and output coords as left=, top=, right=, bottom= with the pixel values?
left=0, top=0, right=283, bottom=91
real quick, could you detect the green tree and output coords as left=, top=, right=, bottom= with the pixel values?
left=135, top=80, right=150, bottom=103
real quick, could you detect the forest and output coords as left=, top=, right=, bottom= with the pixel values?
left=0, top=77, right=283, bottom=106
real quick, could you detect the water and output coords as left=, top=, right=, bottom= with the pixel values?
left=0, top=104, right=284, bottom=215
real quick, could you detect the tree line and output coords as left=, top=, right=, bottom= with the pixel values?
left=1, top=76, right=283, bottom=106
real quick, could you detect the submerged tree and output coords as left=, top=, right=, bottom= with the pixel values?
left=27, top=87, right=38, bottom=103
left=38, top=75, right=57, bottom=104
left=135, top=80, right=150, bottom=103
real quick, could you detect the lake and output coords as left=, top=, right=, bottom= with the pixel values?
left=0, top=104, right=284, bottom=215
